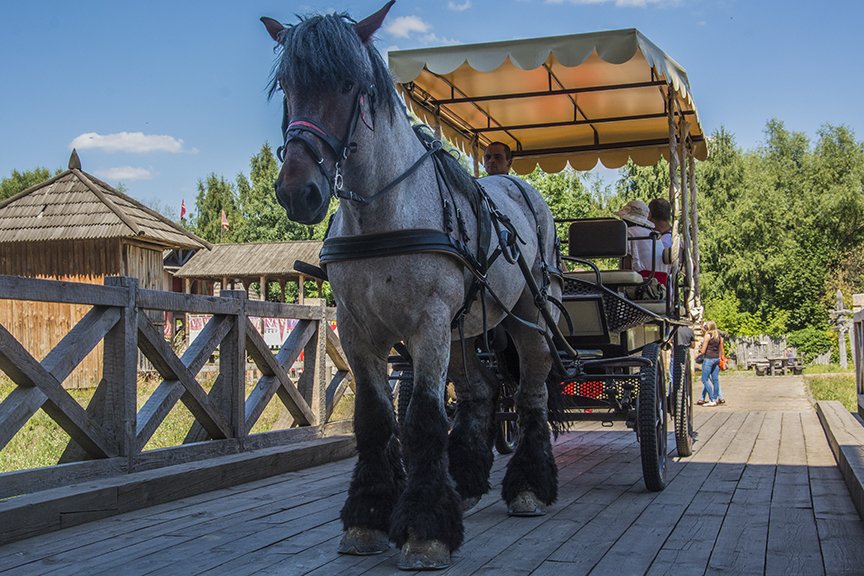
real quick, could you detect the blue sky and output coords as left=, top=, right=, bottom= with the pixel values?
left=1, top=0, right=861, bottom=217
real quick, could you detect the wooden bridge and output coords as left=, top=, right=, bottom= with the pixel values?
left=3, top=373, right=864, bottom=575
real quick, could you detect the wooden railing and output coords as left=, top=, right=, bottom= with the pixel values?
left=0, top=275, right=352, bottom=499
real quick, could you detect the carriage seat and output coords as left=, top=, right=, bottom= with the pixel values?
left=564, top=269, right=644, bottom=286
left=562, top=218, right=643, bottom=286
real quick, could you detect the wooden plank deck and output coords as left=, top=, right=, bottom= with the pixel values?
left=3, top=374, right=864, bottom=575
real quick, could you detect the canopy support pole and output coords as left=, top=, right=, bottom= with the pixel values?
left=472, top=136, right=480, bottom=177
left=688, top=142, right=702, bottom=311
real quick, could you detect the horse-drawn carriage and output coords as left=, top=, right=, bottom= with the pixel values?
left=263, top=3, right=706, bottom=568
left=387, top=27, right=707, bottom=491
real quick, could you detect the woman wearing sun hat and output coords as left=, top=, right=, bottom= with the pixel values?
left=614, top=199, right=666, bottom=283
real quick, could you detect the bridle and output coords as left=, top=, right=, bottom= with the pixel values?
left=275, top=85, right=443, bottom=206
left=276, top=87, right=368, bottom=203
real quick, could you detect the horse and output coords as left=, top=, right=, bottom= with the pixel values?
left=261, top=2, right=563, bottom=569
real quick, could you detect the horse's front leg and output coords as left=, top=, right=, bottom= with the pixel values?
left=447, top=338, right=498, bottom=511
left=338, top=330, right=404, bottom=556
left=500, top=314, right=558, bottom=516
left=390, top=316, right=463, bottom=570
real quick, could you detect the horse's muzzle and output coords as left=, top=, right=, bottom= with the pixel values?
left=274, top=179, right=329, bottom=225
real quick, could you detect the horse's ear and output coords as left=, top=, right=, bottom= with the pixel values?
left=261, top=16, right=286, bottom=43
left=354, top=0, right=395, bottom=43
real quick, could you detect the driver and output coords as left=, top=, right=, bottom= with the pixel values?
left=483, top=141, right=513, bottom=176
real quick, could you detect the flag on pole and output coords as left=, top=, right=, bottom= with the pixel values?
left=180, top=199, right=186, bottom=220
left=221, top=209, right=229, bottom=230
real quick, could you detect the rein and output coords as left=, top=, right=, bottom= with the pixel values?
left=314, top=127, right=580, bottom=375
left=278, top=95, right=579, bottom=374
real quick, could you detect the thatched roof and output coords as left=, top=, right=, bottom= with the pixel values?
left=175, top=241, right=323, bottom=280
left=0, top=151, right=210, bottom=250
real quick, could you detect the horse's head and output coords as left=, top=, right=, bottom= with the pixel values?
left=261, top=1, right=396, bottom=225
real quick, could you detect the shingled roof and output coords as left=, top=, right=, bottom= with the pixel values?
left=175, top=241, right=323, bottom=280
left=0, top=150, right=210, bottom=250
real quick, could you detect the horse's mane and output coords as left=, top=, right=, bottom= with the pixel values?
left=267, top=12, right=400, bottom=117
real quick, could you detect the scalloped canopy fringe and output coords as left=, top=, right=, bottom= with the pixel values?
left=390, top=28, right=707, bottom=172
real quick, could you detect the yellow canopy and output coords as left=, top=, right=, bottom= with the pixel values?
left=389, top=28, right=706, bottom=174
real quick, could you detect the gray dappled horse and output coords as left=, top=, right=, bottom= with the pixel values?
left=261, top=2, right=562, bottom=569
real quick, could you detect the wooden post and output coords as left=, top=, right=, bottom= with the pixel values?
left=183, top=278, right=191, bottom=347
left=278, top=279, right=286, bottom=303
left=220, top=290, right=247, bottom=439
left=297, top=301, right=328, bottom=426
left=837, top=289, right=849, bottom=370
left=59, top=276, right=138, bottom=466
left=104, top=276, right=138, bottom=465
left=260, top=275, right=267, bottom=301
left=298, top=275, right=306, bottom=305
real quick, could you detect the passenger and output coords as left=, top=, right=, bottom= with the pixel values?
left=483, top=141, right=513, bottom=176
left=614, top=199, right=665, bottom=283
left=648, top=197, right=673, bottom=286
left=648, top=198, right=673, bottom=250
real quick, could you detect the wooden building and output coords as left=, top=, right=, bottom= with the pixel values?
left=175, top=241, right=324, bottom=303
left=0, top=150, right=209, bottom=387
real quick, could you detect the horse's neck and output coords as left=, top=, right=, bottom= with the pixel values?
left=335, top=114, right=445, bottom=236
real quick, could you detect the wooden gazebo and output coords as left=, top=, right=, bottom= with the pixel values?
left=175, top=241, right=324, bottom=303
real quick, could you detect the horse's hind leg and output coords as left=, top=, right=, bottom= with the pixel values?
left=447, top=339, right=497, bottom=510
left=338, top=338, right=404, bottom=555
left=391, top=317, right=463, bottom=569
left=500, top=316, right=558, bottom=516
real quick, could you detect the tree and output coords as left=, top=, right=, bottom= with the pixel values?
left=190, top=174, right=240, bottom=243
left=0, top=167, right=61, bottom=201
left=524, top=166, right=600, bottom=241
left=615, top=159, right=670, bottom=204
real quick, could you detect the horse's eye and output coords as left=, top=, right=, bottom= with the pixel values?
left=341, top=80, right=355, bottom=94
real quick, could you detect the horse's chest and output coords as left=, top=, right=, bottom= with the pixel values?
left=328, top=257, right=466, bottom=322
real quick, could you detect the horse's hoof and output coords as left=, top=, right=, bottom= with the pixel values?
left=462, top=496, right=481, bottom=512
left=338, top=527, right=390, bottom=555
left=507, top=490, right=546, bottom=517
left=398, top=538, right=450, bottom=570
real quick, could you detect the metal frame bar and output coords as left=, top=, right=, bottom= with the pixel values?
left=430, top=79, right=668, bottom=106
left=471, top=110, right=697, bottom=134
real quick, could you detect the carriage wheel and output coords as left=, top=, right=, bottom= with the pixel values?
left=672, top=344, right=694, bottom=457
left=637, top=343, right=668, bottom=491
left=495, top=400, right=520, bottom=454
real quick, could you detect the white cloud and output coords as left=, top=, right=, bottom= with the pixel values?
left=421, top=33, right=461, bottom=45
left=70, top=131, right=188, bottom=154
left=447, top=1, right=472, bottom=11
left=385, top=15, right=430, bottom=38
left=93, top=166, right=155, bottom=181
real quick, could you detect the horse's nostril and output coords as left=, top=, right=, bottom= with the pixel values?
left=274, top=182, right=290, bottom=211
left=302, top=182, right=322, bottom=212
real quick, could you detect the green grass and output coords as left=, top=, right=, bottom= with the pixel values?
left=803, top=364, right=855, bottom=374
left=0, top=375, right=355, bottom=474
left=805, top=374, right=857, bottom=411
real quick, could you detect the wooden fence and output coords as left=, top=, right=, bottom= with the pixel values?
left=0, top=275, right=353, bottom=500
